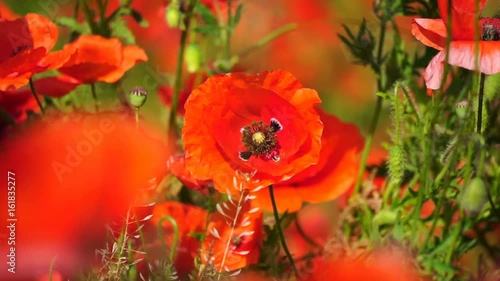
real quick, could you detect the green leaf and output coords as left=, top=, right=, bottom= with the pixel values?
left=111, top=19, right=136, bottom=44
left=54, top=17, right=91, bottom=35
left=231, top=3, right=244, bottom=28
left=194, top=2, right=218, bottom=26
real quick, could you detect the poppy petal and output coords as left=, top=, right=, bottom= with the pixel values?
left=411, top=18, right=447, bottom=50
left=438, top=0, right=487, bottom=40
left=98, top=45, right=148, bottom=83
left=424, top=41, right=500, bottom=89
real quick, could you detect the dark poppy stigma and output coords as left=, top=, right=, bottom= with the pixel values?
left=239, top=119, right=282, bottom=162
left=480, top=18, right=500, bottom=41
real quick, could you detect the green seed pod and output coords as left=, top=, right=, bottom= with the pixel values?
left=455, top=100, right=468, bottom=119
left=184, top=43, right=202, bottom=73
left=388, top=145, right=405, bottom=185
left=165, top=5, right=182, bottom=28
left=373, top=209, right=397, bottom=226
left=129, top=86, right=148, bottom=108
left=460, top=177, right=488, bottom=216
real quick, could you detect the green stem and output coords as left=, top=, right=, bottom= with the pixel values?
left=238, top=23, right=298, bottom=58
left=269, top=185, right=298, bottom=276
left=352, top=18, right=387, bottom=197
left=476, top=73, right=485, bottom=133
left=90, top=83, right=99, bottom=113
left=445, top=211, right=464, bottom=264
left=135, top=107, right=140, bottom=129
left=157, top=216, right=180, bottom=262
left=168, top=0, right=198, bottom=136
left=352, top=95, right=383, bottom=196
left=225, top=0, right=232, bottom=61
left=29, top=78, right=45, bottom=114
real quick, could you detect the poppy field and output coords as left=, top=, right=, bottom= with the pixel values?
left=1, top=0, right=500, bottom=280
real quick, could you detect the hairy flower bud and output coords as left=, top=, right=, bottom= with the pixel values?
left=460, top=177, right=488, bottom=216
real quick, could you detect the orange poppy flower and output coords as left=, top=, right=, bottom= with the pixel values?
left=411, top=0, right=499, bottom=89
left=0, top=13, right=75, bottom=91
left=58, top=35, right=148, bottom=84
left=253, top=109, right=363, bottom=213
left=201, top=194, right=263, bottom=272
left=0, top=2, right=16, bottom=20
left=182, top=70, right=323, bottom=192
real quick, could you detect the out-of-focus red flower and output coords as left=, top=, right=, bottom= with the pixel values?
left=0, top=112, right=169, bottom=280
left=0, top=13, right=75, bottom=91
left=58, top=35, right=147, bottom=84
left=167, top=155, right=212, bottom=190
left=0, top=2, right=17, bottom=20
left=253, top=109, right=363, bottom=212
left=136, top=201, right=207, bottom=277
left=201, top=195, right=263, bottom=272
left=411, top=0, right=500, bottom=89
left=182, top=70, right=323, bottom=192
left=306, top=250, right=421, bottom=281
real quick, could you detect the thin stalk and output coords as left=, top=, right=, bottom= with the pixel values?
left=90, top=83, right=99, bottom=113
left=269, top=185, right=298, bottom=276
left=294, top=214, right=322, bottom=249
left=225, top=0, right=232, bottom=60
left=352, top=95, right=383, bottom=196
left=238, top=23, right=298, bottom=58
left=157, top=216, right=180, bottom=262
left=135, top=108, right=140, bottom=129
left=168, top=0, right=198, bottom=136
left=476, top=73, right=485, bottom=133
left=29, top=78, right=45, bottom=114
left=352, top=19, right=387, bottom=196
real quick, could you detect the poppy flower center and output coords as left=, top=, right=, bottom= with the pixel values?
left=480, top=18, right=500, bottom=41
left=239, top=118, right=283, bottom=162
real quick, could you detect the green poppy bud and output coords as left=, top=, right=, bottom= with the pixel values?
left=460, top=177, right=488, bottom=216
left=373, top=209, right=397, bottom=226
left=129, top=86, right=147, bottom=108
left=455, top=100, right=468, bottom=119
left=184, top=43, right=202, bottom=73
left=165, top=5, right=182, bottom=28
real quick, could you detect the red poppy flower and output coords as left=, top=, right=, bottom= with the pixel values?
left=0, top=75, right=81, bottom=128
left=201, top=195, right=263, bottom=272
left=253, top=109, right=363, bottom=213
left=411, top=0, right=499, bottom=89
left=0, top=13, right=75, bottom=91
left=137, top=201, right=208, bottom=277
left=0, top=112, right=169, bottom=280
left=182, top=70, right=323, bottom=192
left=58, top=35, right=148, bottom=84
left=305, top=250, right=421, bottom=281
left=167, top=155, right=212, bottom=190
